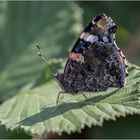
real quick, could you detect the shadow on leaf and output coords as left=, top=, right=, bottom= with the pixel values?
left=18, top=88, right=118, bottom=127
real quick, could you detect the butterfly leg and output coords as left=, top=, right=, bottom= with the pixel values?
left=56, top=91, right=64, bottom=106
left=50, top=91, right=65, bottom=113
left=81, top=92, right=88, bottom=100
left=81, top=92, right=95, bottom=106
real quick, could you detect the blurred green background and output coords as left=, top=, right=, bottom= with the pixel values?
left=0, top=1, right=140, bottom=139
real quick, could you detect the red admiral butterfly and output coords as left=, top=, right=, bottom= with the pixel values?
left=37, top=13, right=128, bottom=105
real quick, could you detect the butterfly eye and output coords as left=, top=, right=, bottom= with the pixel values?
left=109, top=25, right=117, bottom=33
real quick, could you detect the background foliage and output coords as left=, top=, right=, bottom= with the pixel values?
left=0, top=1, right=140, bottom=139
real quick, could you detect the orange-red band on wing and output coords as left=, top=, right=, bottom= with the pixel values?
left=69, top=52, right=74, bottom=58
left=73, top=53, right=80, bottom=60
left=69, top=52, right=81, bottom=61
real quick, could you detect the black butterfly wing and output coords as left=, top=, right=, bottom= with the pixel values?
left=63, top=40, right=127, bottom=93
left=53, top=22, right=93, bottom=92
left=54, top=13, right=128, bottom=93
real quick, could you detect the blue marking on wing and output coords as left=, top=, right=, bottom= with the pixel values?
left=73, top=40, right=89, bottom=53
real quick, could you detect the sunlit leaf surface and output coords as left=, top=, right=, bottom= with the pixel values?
left=0, top=63, right=139, bottom=136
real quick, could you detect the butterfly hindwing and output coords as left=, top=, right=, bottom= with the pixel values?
left=54, top=13, right=128, bottom=93
left=63, top=41, right=127, bottom=93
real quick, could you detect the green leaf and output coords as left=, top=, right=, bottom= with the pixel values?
left=0, top=1, right=82, bottom=101
left=0, top=125, right=31, bottom=139
left=0, top=63, right=140, bottom=137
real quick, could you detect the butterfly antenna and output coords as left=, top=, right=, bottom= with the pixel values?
left=37, top=44, right=50, bottom=63
left=36, top=44, right=57, bottom=74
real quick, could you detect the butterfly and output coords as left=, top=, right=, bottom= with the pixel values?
left=37, top=13, right=128, bottom=106
left=53, top=13, right=128, bottom=92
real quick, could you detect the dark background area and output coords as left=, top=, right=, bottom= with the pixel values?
left=47, top=115, right=140, bottom=139
left=0, top=1, right=140, bottom=139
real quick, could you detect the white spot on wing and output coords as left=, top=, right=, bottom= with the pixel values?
left=85, top=35, right=98, bottom=43
left=92, top=20, right=95, bottom=25
left=103, top=36, right=109, bottom=42
left=113, top=34, right=115, bottom=38
left=120, top=51, right=125, bottom=58
left=80, top=32, right=85, bottom=39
